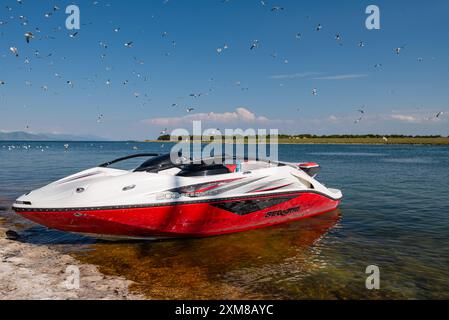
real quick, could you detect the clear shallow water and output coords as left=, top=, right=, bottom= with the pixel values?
left=1, top=141, right=449, bottom=299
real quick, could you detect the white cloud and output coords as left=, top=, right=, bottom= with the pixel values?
left=142, top=107, right=449, bottom=136
left=389, top=114, right=421, bottom=123
left=143, top=107, right=279, bottom=126
left=268, top=72, right=368, bottom=81
left=268, top=72, right=322, bottom=80
left=313, top=74, right=368, bottom=80
left=388, top=110, right=448, bottom=123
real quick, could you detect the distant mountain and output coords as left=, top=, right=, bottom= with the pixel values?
left=0, top=131, right=109, bottom=141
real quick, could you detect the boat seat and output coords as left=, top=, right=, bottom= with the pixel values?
left=177, top=164, right=231, bottom=177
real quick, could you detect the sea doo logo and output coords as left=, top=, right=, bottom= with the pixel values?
left=265, top=206, right=300, bottom=218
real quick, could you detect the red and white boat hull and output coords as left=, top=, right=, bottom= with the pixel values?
left=15, top=191, right=340, bottom=239
left=13, top=154, right=343, bottom=240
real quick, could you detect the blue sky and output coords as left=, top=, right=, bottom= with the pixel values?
left=0, top=0, right=448, bottom=140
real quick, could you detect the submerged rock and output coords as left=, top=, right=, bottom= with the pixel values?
left=5, top=230, right=20, bottom=241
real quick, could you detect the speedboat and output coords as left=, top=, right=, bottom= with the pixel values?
left=12, top=153, right=342, bottom=240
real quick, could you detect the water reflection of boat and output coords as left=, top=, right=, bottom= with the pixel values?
left=73, top=210, right=341, bottom=299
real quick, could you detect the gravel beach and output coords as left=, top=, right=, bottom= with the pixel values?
left=0, top=227, right=144, bottom=300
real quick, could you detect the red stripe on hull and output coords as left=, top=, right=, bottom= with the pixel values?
left=16, top=193, right=340, bottom=239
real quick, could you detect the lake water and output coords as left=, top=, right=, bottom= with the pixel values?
left=1, top=141, right=449, bottom=299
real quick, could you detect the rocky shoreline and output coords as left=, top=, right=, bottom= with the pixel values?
left=0, top=227, right=144, bottom=300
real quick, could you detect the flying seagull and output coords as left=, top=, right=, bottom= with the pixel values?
left=394, top=45, right=406, bottom=55
left=271, top=6, right=284, bottom=11
left=24, top=32, right=34, bottom=43
left=216, top=44, right=229, bottom=54
left=250, top=40, right=260, bottom=50
left=10, top=46, right=19, bottom=57
left=354, top=116, right=363, bottom=124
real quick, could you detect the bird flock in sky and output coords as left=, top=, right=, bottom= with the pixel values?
left=0, top=0, right=446, bottom=136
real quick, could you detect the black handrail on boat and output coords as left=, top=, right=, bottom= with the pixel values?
left=98, top=153, right=160, bottom=168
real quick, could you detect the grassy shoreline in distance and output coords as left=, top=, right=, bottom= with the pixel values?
left=144, top=137, right=449, bottom=145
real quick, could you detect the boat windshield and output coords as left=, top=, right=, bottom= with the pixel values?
left=131, top=153, right=286, bottom=173
left=134, top=154, right=179, bottom=172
